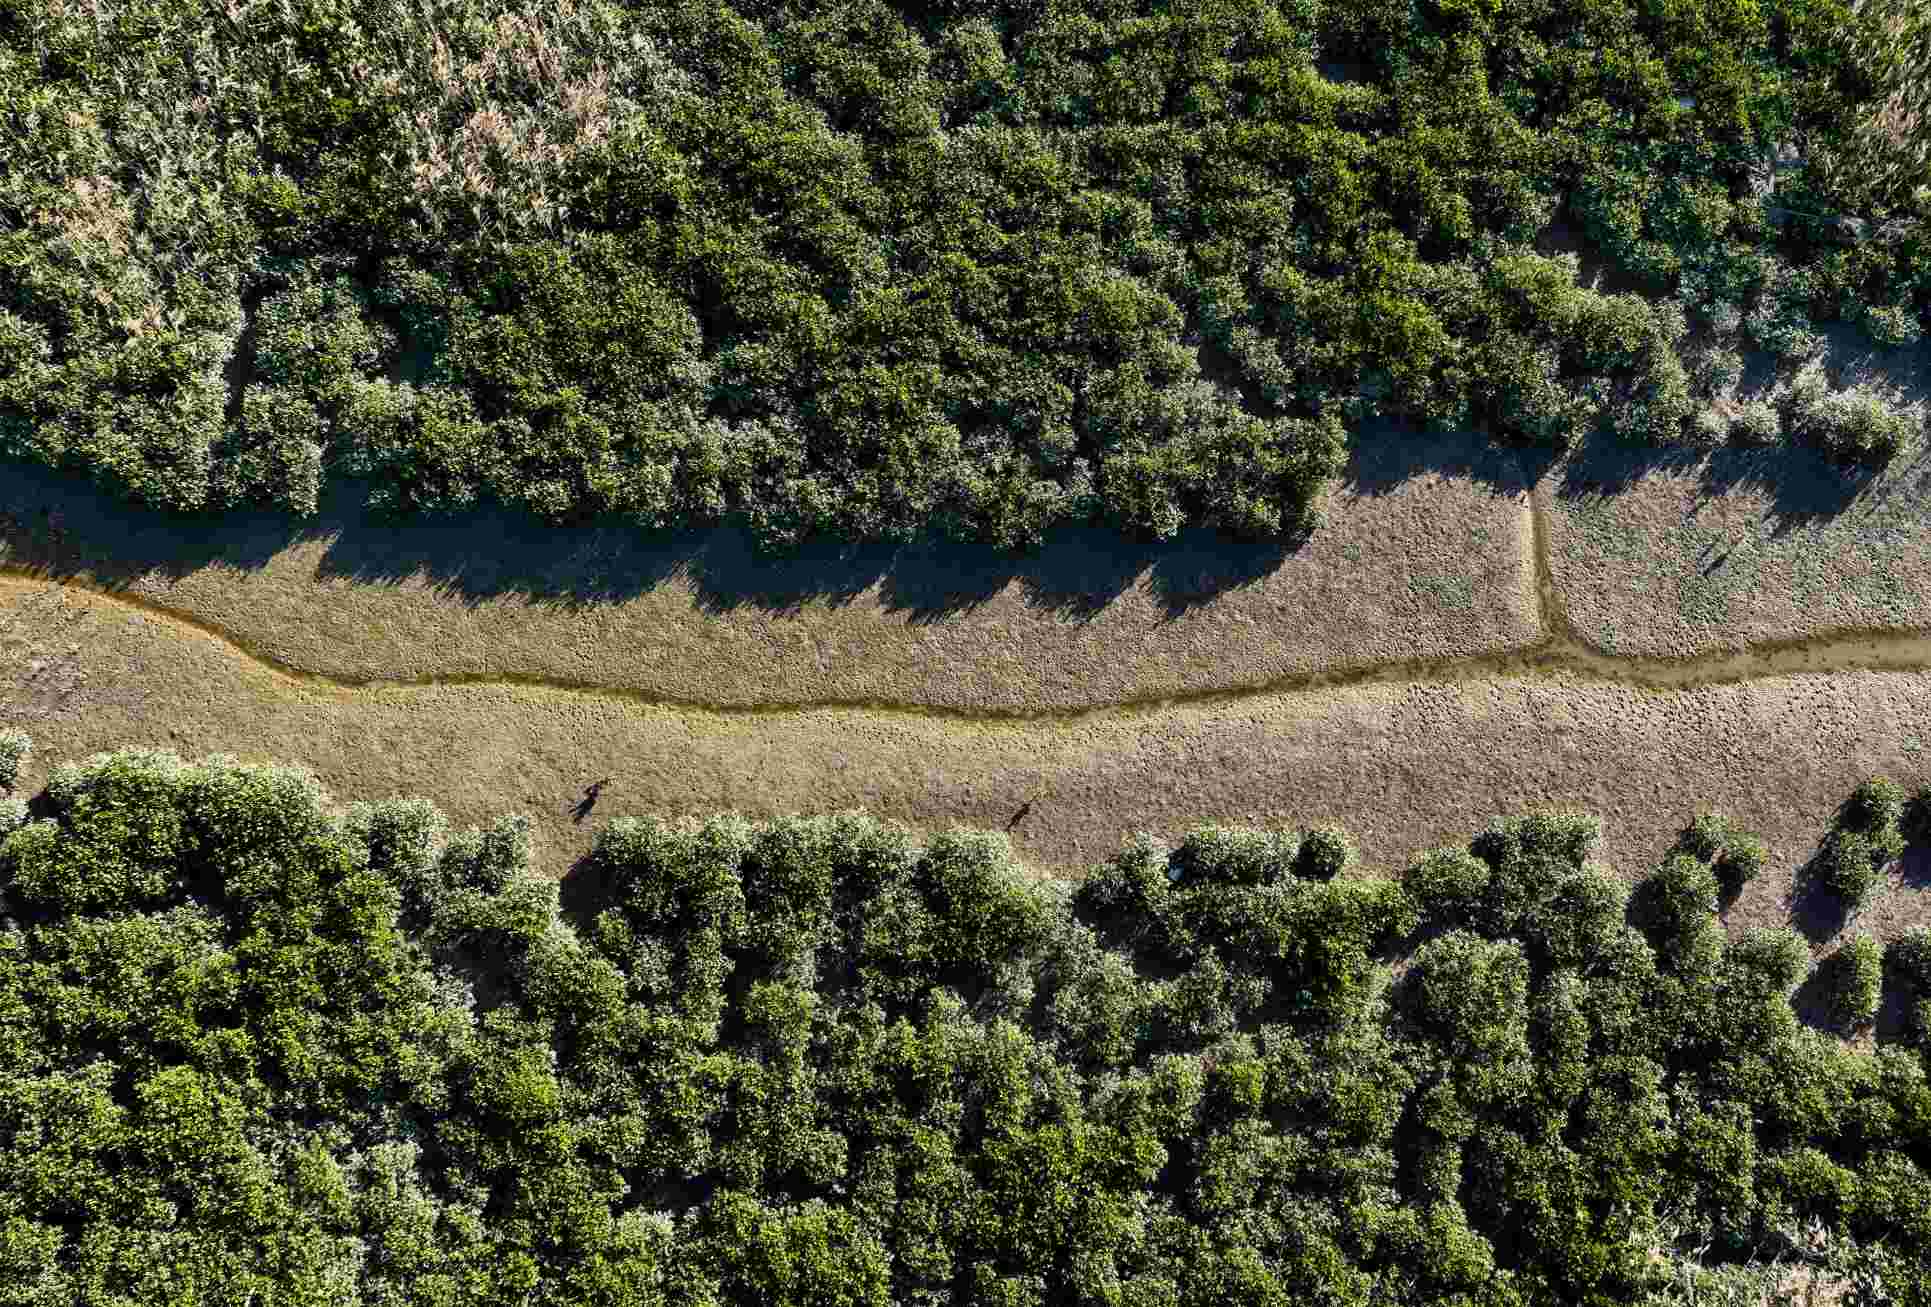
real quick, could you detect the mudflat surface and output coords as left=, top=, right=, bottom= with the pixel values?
left=0, top=432, right=1539, bottom=712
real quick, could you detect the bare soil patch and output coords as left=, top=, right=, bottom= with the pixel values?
left=6, top=574, right=1927, bottom=975
left=0, top=431, right=1537, bottom=712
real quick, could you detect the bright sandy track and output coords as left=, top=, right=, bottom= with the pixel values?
left=3, top=486, right=1931, bottom=947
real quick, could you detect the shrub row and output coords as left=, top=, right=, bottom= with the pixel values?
left=1, top=742, right=1929, bottom=1305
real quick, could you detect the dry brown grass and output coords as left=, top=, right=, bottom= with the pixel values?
left=6, top=572, right=1928, bottom=971
left=0, top=435, right=1539, bottom=712
left=1826, top=0, right=1931, bottom=215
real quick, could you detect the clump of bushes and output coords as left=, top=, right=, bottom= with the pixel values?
left=0, top=729, right=29, bottom=791
left=1822, top=933, right=1884, bottom=1030
left=5, top=751, right=1931, bottom=1305
left=1637, top=852, right=1724, bottom=970
left=1813, top=777, right=1910, bottom=911
left=0, top=732, right=27, bottom=836
left=1728, top=398, right=1783, bottom=446
left=2, top=0, right=1922, bottom=547
left=1676, top=811, right=1770, bottom=899
left=1294, top=824, right=1356, bottom=881
left=1863, top=302, right=1925, bottom=350
left=1817, top=828, right=1885, bottom=907
left=1774, top=362, right=1921, bottom=467
left=1889, top=928, right=1931, bottom=1046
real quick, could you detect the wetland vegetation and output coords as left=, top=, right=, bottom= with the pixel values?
left=2, top=0, right=1928, bottom=551
left=7, top=0, right=1931, bottom=1302
left=3, top=743, right=1931, bottom=1306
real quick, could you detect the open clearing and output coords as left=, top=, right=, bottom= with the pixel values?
left=0, top=433, right=1539, bottom=712
left=5, top=568, right=1928, bottom=965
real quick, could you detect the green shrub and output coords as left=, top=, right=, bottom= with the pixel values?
left=1728, top=398, right=1782, bottom=445
left=1845, top=776, right=1910, bottom=834
left=1293, top=825, right=1355, bottom=881
left=1688, top=407, right=1729, bottom=446
left=1638, top=854, right=1722, bottom=965
left=1521, top=868, right=1629, bottom=972
left=1778, top=365, right=1917, bottom=467
left=1715, top=831, right=1769, bottom=894
left=1677, top=811, right=1769, bottom=896
left=1824, top=934, right=1884, bottom=1029
left=1889, top=928, right=1931, bottom=996
left=1758, top=1146, right=1860, bottom=1227
left=1463, top=810, right=1600, bottom=938
left=0, top=730, right=29, bottom=790
left=344, top=797, right=451, bottom=929
left=1816, top=828, right=1886, bottom=909
left=1692, top=346, right=1745, bottom=398
left=1863, top=302, right=1925, bottom=349
left=1402, top=847, right=1492, bottom=929
left=1169, top=827, right=1297, bottom=888
left=1727, top=927, right=1814, bottom=995
left=0, top=0, right=1909, bottom=548
left=0, top=796, right=27, bottom=835
left=1678, top=812, right=1732, bottom=864
left=1408, top=931, right=1531, bottom=1063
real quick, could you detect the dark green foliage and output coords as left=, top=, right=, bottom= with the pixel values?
left=1728, top=926, right=1814, bottom=996
left=1846, top=776, right=1910, bottom=834
left=1636, top=853, right=1723, bottom=968
left=1400, top=846, right=1491, bottom=928
left=1812, top=775, right=1910, bottom=913
left=1168, top=825, right=1299, bottom=888
left=1465, top=809, right=1601, bottom=939
left=1891, top=928, right=1931, bottom=1047
left=1292, top=824, right=1354, bottom=881
left=1892, top=928, right=1931, bottom=996
left=5, top=753, right=1931, bottom=1304
left=1407, top=931, right=1531, bottom=1064
left=1676, top=811, right=1769, bottom=896
left=1817, top=828, right=1885, bottom=908
left=1822, top=933, right=1884, bottom=1030
left=1520, top=867, right=1629, bottom=973
left=2, top=0, right=1923, bottom=545
left=0, top=729, right=29, bottom=790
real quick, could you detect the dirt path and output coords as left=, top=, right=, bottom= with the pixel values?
left=4, top=481, right=1931, bottom=964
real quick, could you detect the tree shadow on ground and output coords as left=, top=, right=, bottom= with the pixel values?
left=1782, top=847, right=1858, bottom=949
left=1788, top=953, right=1864, bottom=1040
left=1549, top=434, right=1887, bottom=533
left=1787, top=932, right=1922, bottom=1050
left=0, top=417, right=1537, bottom=626
left=0, top=370, right=1910, bottom=626
left=1549, top=321, right=1931, bottom=533
left=557, top=847, right=613, bottom=934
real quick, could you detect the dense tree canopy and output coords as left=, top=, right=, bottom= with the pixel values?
left=2, top=742, right=1930, bottom=1305
left=1, top=0, right=1927, bottom=548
